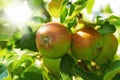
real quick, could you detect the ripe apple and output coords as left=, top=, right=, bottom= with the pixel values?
left=71, top=26, right=102, bottom=60
left=94, top=34, right=118, bottom=65
left=43, top=57, right=61, bottom=76
left=36, top=22, right=71, bottom=58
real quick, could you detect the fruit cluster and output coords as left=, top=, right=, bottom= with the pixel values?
left=36, top=22, right=118, bottom=76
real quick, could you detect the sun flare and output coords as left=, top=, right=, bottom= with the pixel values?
left=4, top=1, right=32, bottom=25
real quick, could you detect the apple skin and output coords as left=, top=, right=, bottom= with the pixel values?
left=94, top=34, right=118, bottom=65
left=36, top=22, right=71, bottom=59
left=71, top=26, right=102, bottom=60
left=43, top=57, right=61, bottom=76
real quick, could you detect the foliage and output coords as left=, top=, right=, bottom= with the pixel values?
left=0, top=0, right=120, bottom=80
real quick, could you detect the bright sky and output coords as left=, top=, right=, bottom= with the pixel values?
left=92, top=0, right=120, bottom=15
left=4, top=0, right=32, bottom=25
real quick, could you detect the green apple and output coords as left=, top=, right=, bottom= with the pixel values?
left=43, top=57, right=61, bottom=76
left=94, top=34, right=118, bottom=65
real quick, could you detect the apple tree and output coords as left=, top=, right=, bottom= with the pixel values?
left=0, top=0, right=120, bottom=80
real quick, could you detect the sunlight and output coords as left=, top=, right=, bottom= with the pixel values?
left=92, top=0, right=120, bottom=16
left=35, top=59, right=42, bottom=66
left=117, top=45, right=120, bottom=56
left=4, top=1, right=32, bottom=25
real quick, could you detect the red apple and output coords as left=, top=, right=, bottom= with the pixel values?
left=36, top=22, right=71, bottom=58
left=71, top=26, right=102, bottom=60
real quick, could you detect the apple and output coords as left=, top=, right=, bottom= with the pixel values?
left=43, top=57, right=61, bottom=76
left=94, top=34, right=118, bottom=65
left=36, top=22, right=71, bottom=58
left=71, top=26, right=102, bottom=60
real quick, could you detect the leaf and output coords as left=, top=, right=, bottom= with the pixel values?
left=69, top=4, right=75, bottom=16
left=97, top=21, right=116, bottom=35
left=87, top=0, right=95, bottom=13
left=32, top=16, right=45, bottom=23
left=68, top=18, right=77, bottom=31
left=48, top=0, right=64, bottom=18
left=15, top=32, right=37, bottom=51
left=106, top=15, right=120, bottom=26
left=73, top=66, right=99, bottom=80
left=64, top=1, right=87, bottom=24
left=112, top=73, right=120, bottom=80
left=0, top=41, right=7, bottom=49
left=60, top=54, right=98, bottom=80
left=96, top=16, right=105, bottom=25
left=103, top=60, right=120, bottom=80
left=0, top=64, right=8, bottom=80
left=28, top=0, right=50, bottom=22
left=101, top=4, right=112, bottom=14
left=60, top=2, right=69, bottom=23
left=28, top=0, right=43, bottom=9
left=10, top=58, right=33, bottom=75
left=22, top=63, right=43, bottom=80
left=0, top=24, right=17, bottom=41
left=74, top=0, right=87, bottom=5
left=60, top=55, right=73, bottom=80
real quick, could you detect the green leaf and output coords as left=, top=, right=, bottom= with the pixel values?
left=97, top=21, right=116, bottom=35
left=101, top=4, right=112, bottom=13
left=96, top=16, right=105, bottom=25
left=28, top=0, right=44, bottom=10
left=73, top=65, right=99, bottom=80
left=74, top=0, right=87, bottom=5
left=103, top=60, right=120, bottom=80
left=32, top=16, right=45, bottom=23
left=22, top=63, right=43, bottom=80
left=60, top=2, right=69, bottom=23
left=112, top=73, right=120, bottom=80
left=87, top=0, right=95, bottom=13
left=15, top=32, right=37, bottom=51
left=0, top=41, right=7, bottom=49
left=64, top=1, right=87, bottom=24
left=0, top=24, right=17, bottom=41
left=106, top=15, right=120, bottom=26
left=69, top=4, right=75, bottom=16
left=60, top=55, right=73, bottom=80
left=60, top=54, right=98, bottom=80
left=68, top=18, right=77, bottom=31
left=0, top=64, right=8, bottom=80
left=48, top=0, right=64, bottom=18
